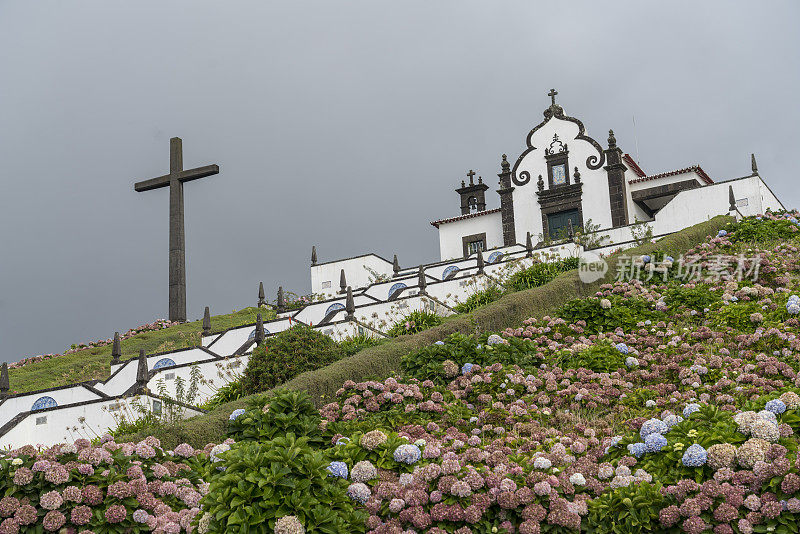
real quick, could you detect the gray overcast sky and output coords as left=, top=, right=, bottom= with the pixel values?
left=1, top=1, right=798, bottom=364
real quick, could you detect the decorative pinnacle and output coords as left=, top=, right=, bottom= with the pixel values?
left=501, top=154, right=510, bottom=174
left=461, top=180, right=466, bottom=187
left=751, top=153, right=758, bottom=174
left=418, top=265, right=427, bottom=293
left=258, top=282, right=266, bottom=307
left=729, top=185, right=737, bottom=212
left=526, top=232, right=533, bottom=257
left=136, top=349, right=148, bottom=387
left=537, top=174, right=544, bottom=192
left=393, top=255, right=400, bottom=275
left=478, top=176, right=483, bottom=184
left=255, top=313, right=265, bottom=345
left=277, top=286, right=285, bottom=313
left=573, top=167, right=581, bottom=183
left=111, top=332, right=121, bottom=364
left=548, top=88, right=558, bottom=106
left=608, top=129, right=617, bottom=148
left=339, top=269, right=347, bottom=293
left=0, top=362, right=9, bottom=397
left=202, top=307, right=211, bottom=335
left=568, top=219, right=575, bottom=239
left=476, top=247, right=485, bottom=274
left=311, top=245, right=317, bottom=265
left=345, top=286, right=355, bottom=319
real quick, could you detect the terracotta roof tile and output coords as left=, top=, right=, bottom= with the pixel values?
left=430, top=208, right=501, bottom=228
left=628, top=165, right=713, bottom=185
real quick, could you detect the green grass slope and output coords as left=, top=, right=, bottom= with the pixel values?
left=118, top=215, right=732, bottom=448
left=8, top=307, right=275, bottom=394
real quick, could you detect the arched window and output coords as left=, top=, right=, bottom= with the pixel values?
left=442, top=266, right=459, bottom=280
left=153, top=358, right=176, bottom=370
left=325, top=303, right=345, bottom=316
left=388, top=283, right=407, bottom=299
left=467, top=196, right=478, bottom=213
left=31, top=396, right=58, bottom=411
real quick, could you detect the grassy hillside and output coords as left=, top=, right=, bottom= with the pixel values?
left=7, top=307, right=275, bottom=394
left=119, top=216, right=732, bottom=448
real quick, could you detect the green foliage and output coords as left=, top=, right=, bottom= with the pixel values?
left=557, top=296, right=662, bottom=334
left=729, top=215, right=799, bottom=243
left=453, top=286, right=504, bottom=313
left=386, top=310, right=443, bottom=337
left=663, top=284, right=719, bottom=312
left=587, top=481, right=667, bottom=534
left=228, top=389, right=325, bottom=448
left=241, top=325, right=345, bottom=394
left=202, top=379, right=245, bottom=409
left=554, top=342, right=626, bottom=373
left=327, top=431, right=419, bottom=473
left=338, top=334, right=385, bottom=357
left=200, top=434, right=366, bottom=533
left=401, top=333, right=542, bottom=381
left=504, top=257, right=578, bottom=292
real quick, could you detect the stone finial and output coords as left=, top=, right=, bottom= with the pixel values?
left=345, top=286, right=355, bottom=320
left=526, top=231, right=533, bottom=257
left=537, top=174, right=544, bottom=192
left=258, top=282, right=266, bottom=307
left=461, top=180, right=465, bottom=187
left=311, top=245, right=318, bottom=265
left=277, top=286, right=285, bottom=313
left=608, top=129, right=617, bottom=148
left=501, top=154, right=510, bottom=174
left=573, top=167, right=581, bottom=184
left=751, top=153, right=758, bottom=174
left=729, top=185, right=737, bottom=212
left=255, top=313, right=265, bottom=345
left=418, top=265, right=427, bottom=294
left=339, top=269, right=347, bottom=294
left=478, top=176, right=483, bottom=184
left=202, top=307, right=211, bottom=335
left=136, top=349, right=148, bottom=388
left=393, top=255, right=400, bottom=275
left=111, top=332, right=122, bottom=365
left=0, top=362, right=9, bottom=398
left=476, top=248, right=485, bottom=274
left=568, top=218, right=575, bottom=239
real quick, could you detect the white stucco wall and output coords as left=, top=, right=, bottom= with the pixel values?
left=436, top=211, right=503, bottom=260
left=0, top=385, right=103, bottom=429
left=311, top=254, right=394, bottom=297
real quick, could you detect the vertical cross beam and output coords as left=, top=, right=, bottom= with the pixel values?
left=169, top=138, right=186, bottom=323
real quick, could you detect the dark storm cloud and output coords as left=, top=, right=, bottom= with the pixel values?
left=1, top=1, right=798, bottom=362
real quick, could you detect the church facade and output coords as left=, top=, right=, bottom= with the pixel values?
left=431, top=90, right=783, bottom=260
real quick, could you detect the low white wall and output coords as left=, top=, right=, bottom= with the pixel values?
left=437, top=211, right=503, bottom=261
left=0, top=386, right=103, bottom=429
left=147, top=355, right=248, bottom=405
left=311, top=254, right=394, bottom=298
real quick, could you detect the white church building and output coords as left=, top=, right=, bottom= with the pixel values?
left=0, top=91, right=785, bottom=449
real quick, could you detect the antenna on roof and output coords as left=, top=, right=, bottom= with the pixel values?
left=632, top=114, right=640, bottom=164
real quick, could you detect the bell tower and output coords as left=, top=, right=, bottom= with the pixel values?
left=456, top=170, right=489, bottom=215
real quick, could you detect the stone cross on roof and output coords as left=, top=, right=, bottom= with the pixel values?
left=548, top=88, right=558, bottom=106
left=134, top=138, right=219, bottom=323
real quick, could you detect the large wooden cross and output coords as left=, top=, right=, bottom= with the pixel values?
left=134, top=137, right=219, bottom=322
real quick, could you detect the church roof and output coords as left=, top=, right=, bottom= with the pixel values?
left=623, top=154, right=647, bottom=177
left=628, top=165, right=713, bottom=186
left=430, top=208, right=502, bottom=228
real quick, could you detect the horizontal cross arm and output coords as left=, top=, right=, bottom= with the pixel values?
left=134, top=174, right=171, bottom=192
left=178, top=164, right=220, bottom=183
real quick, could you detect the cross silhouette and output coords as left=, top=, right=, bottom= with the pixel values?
left=466, top=169, right=476, bottom=183
left=548, top=88, right=558, bottom=106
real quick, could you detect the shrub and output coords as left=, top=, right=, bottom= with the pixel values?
left=386, top=310, right=443, bottom=337
left=587, top=481, right=667, bottom=534
left=228, top=389, right=325, bottom=448
left=554, top=342, right=626, bottom=373
left=200, top=434, right=366, bottom=533
left=557, top=295, right=662, bottom=334
left=504, top=257, right=578, bottom=292
left=338, top=334, right=385, bottom=357
left=453, top=286, right=503, bottom=313
left=241, top=325, right=344, bottom=394
left=202, top=379, right=245, bottom=409
left=728, top=215, right=799, bottom=243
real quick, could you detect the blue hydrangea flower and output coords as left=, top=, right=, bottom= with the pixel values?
left=487, top=334, right=504, bottom=345
left=335, top=437, right=350, bottom=446
left=641, top=255, right=651, bottom=264
left=326, top=461, right=349, bottom=479
left=682, top=444, right=707, bottom=467
left=664, top=256, right=675, bottom=263
left=758, top=409, right=778, bottom=424
left=791, top=218, right=799, bottom=225
left=615, top=343, right=629, bottom=354
left=644, top=320, right=652, bottom=326
left=625, top=356, right=639, bottom=368
left=627, top=442, right=647, bottom=458
left=730, top=296, right=739, bottom=302
left=604, top=436, right=622, bottom=454
left=229, top=409, right=246, bottom=421
left=461, top=363, right=474, bottom=375
left=644, top=433, right=668, bottom=453
left=393, top=444, right=422, bottom=465
left=789, top=295, right=800, bottom=304
left=663, top=414, right=683, bottom=428
left=788, top=303, right=800, bottom=315
left=765, top=399, right=787, bottom=414
left=717, top=230, right=728, bottom=237
left=683, top=403, right=701, bottom=418
left=434, top=341, right=445, bottom=346
left=640, top=418, right=668, bottom=439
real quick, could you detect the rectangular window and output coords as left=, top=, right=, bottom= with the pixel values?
left=322, top=281, right=331, bottom=289
left=547, top=209, right=581, bottom=240
left=736, top=198, right=749, bottom=207
left=467, top=240, right=485, bottom=255
left=152, top=400, right=162, bottom=415
left=36, top=416, right=47, bottom=425
left=165, top=372, right=175, bottom=380
left=358, top=326, right=365, bottom=335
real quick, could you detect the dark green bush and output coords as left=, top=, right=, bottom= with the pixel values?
left=557, top=296, right=663, bottom=334
left=339, top=334, right=385, bottom=357
left=203, top=379, right=245, bottom=409
left=386, top=310, right=443, bottom=337
left=228, top=389, right=325, bottom=448
left=587, top=481, right=667, bottom=534
left=553, top=342, right=626, bottom=373
left=241, top=325, right=344, bottom=394
left=453, top=286, right=504, bottom=313
left=505, top=257, right=578, bottom=292
left=728, top=215, right=799, bottom=243
left=200, top=434, right=366, bottom=533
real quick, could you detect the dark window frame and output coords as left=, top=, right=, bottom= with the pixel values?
left=461, top=232, right=487, bottom=257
